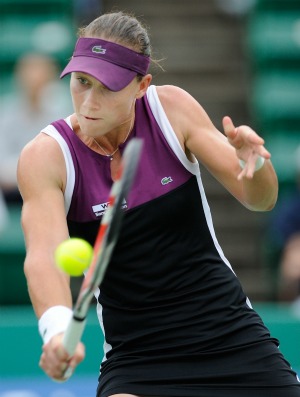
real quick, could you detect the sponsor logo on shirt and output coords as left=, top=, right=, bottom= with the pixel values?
left=92, top=199, right=127, bottom=217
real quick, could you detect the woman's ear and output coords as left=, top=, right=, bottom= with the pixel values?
left=136, top=74, right=152, bottom=99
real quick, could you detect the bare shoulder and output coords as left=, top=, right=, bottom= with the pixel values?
left=154, top=85, right=216, bottom=144
left=155, top=85, right=213, bottom=126
left=20, top=132, right=62, bottom=160
left=18, top=132, right=66, bottom=199
left=156, top=85, right=197, bottom=108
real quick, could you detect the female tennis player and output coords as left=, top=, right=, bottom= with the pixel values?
left=18, top=11, right=300, bottom=397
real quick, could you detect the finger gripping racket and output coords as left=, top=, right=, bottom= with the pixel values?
left=62, top=138, right=143, bottom=379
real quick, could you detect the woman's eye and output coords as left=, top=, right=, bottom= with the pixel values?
left=77, top=77, right=89, bottom=85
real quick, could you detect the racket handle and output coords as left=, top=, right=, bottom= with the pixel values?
left=63, top=316, right=86, bottom=355
left=61, top=316, right=86, bottom=380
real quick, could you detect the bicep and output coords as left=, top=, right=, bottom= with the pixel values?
left=18, top=138, right=72, bottom=315
left=21, top=190, right=69, bottom=257
left=18, top=135, right=70, bottom=265
left=186, top=120, right=243, bottom=201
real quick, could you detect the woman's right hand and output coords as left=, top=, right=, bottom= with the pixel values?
left=39, top=333, right=85, bottom=381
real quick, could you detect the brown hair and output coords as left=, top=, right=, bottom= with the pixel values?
left=78, top=11, right=151, bottom=57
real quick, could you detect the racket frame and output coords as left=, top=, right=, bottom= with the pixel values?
left=62, top=138, right=142, bottom=372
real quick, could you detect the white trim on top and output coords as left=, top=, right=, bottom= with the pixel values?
left=41, top=124, right=75, bottom=215
left=146, top=85, right=234, bottom=273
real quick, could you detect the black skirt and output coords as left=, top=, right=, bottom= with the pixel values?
left=97, top=339, right=300, bottom=397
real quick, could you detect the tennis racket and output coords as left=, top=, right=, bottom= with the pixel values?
left=62, top=138, right=143, bottom=379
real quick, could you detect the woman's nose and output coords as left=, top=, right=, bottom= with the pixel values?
left=84, top=87, right=101, bottom=109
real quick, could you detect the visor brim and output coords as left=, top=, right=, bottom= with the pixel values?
left=60, top=56, right=138, bottom=91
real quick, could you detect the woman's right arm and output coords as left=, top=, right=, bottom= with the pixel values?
left=17, top=132, right=84, bottom=379
left=18, top=132, right=72, bottom=315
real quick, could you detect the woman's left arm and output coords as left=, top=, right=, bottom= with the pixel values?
left=157, top=85, right=278, bottom=212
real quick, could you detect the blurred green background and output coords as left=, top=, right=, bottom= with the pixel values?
left=1, top=0, right=300, bottom=394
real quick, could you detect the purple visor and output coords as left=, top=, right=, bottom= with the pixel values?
left=60, top=37, right=150, bottom=91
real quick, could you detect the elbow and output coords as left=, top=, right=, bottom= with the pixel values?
left=243, top=170, right=279, bottom=212
left=246, top=190, right=278, bottom=212
left=264, top=197, right=277, bottom=211
left=261, top=183, right=279, bottom=212
left=256, top=201, right=276, bottom=212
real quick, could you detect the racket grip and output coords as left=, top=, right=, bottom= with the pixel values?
left=63, top=316, right=86, bottom=356
left=60, top=316, right=86, bottom=381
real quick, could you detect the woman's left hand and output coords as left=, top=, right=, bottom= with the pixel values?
left=222, top=116, right=271, bottom=180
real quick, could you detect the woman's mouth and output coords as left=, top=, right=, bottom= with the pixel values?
left=84, top=116, right=99, bottom=121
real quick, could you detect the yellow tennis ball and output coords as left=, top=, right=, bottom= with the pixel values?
left=55, top=238, right=93, bottom=276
